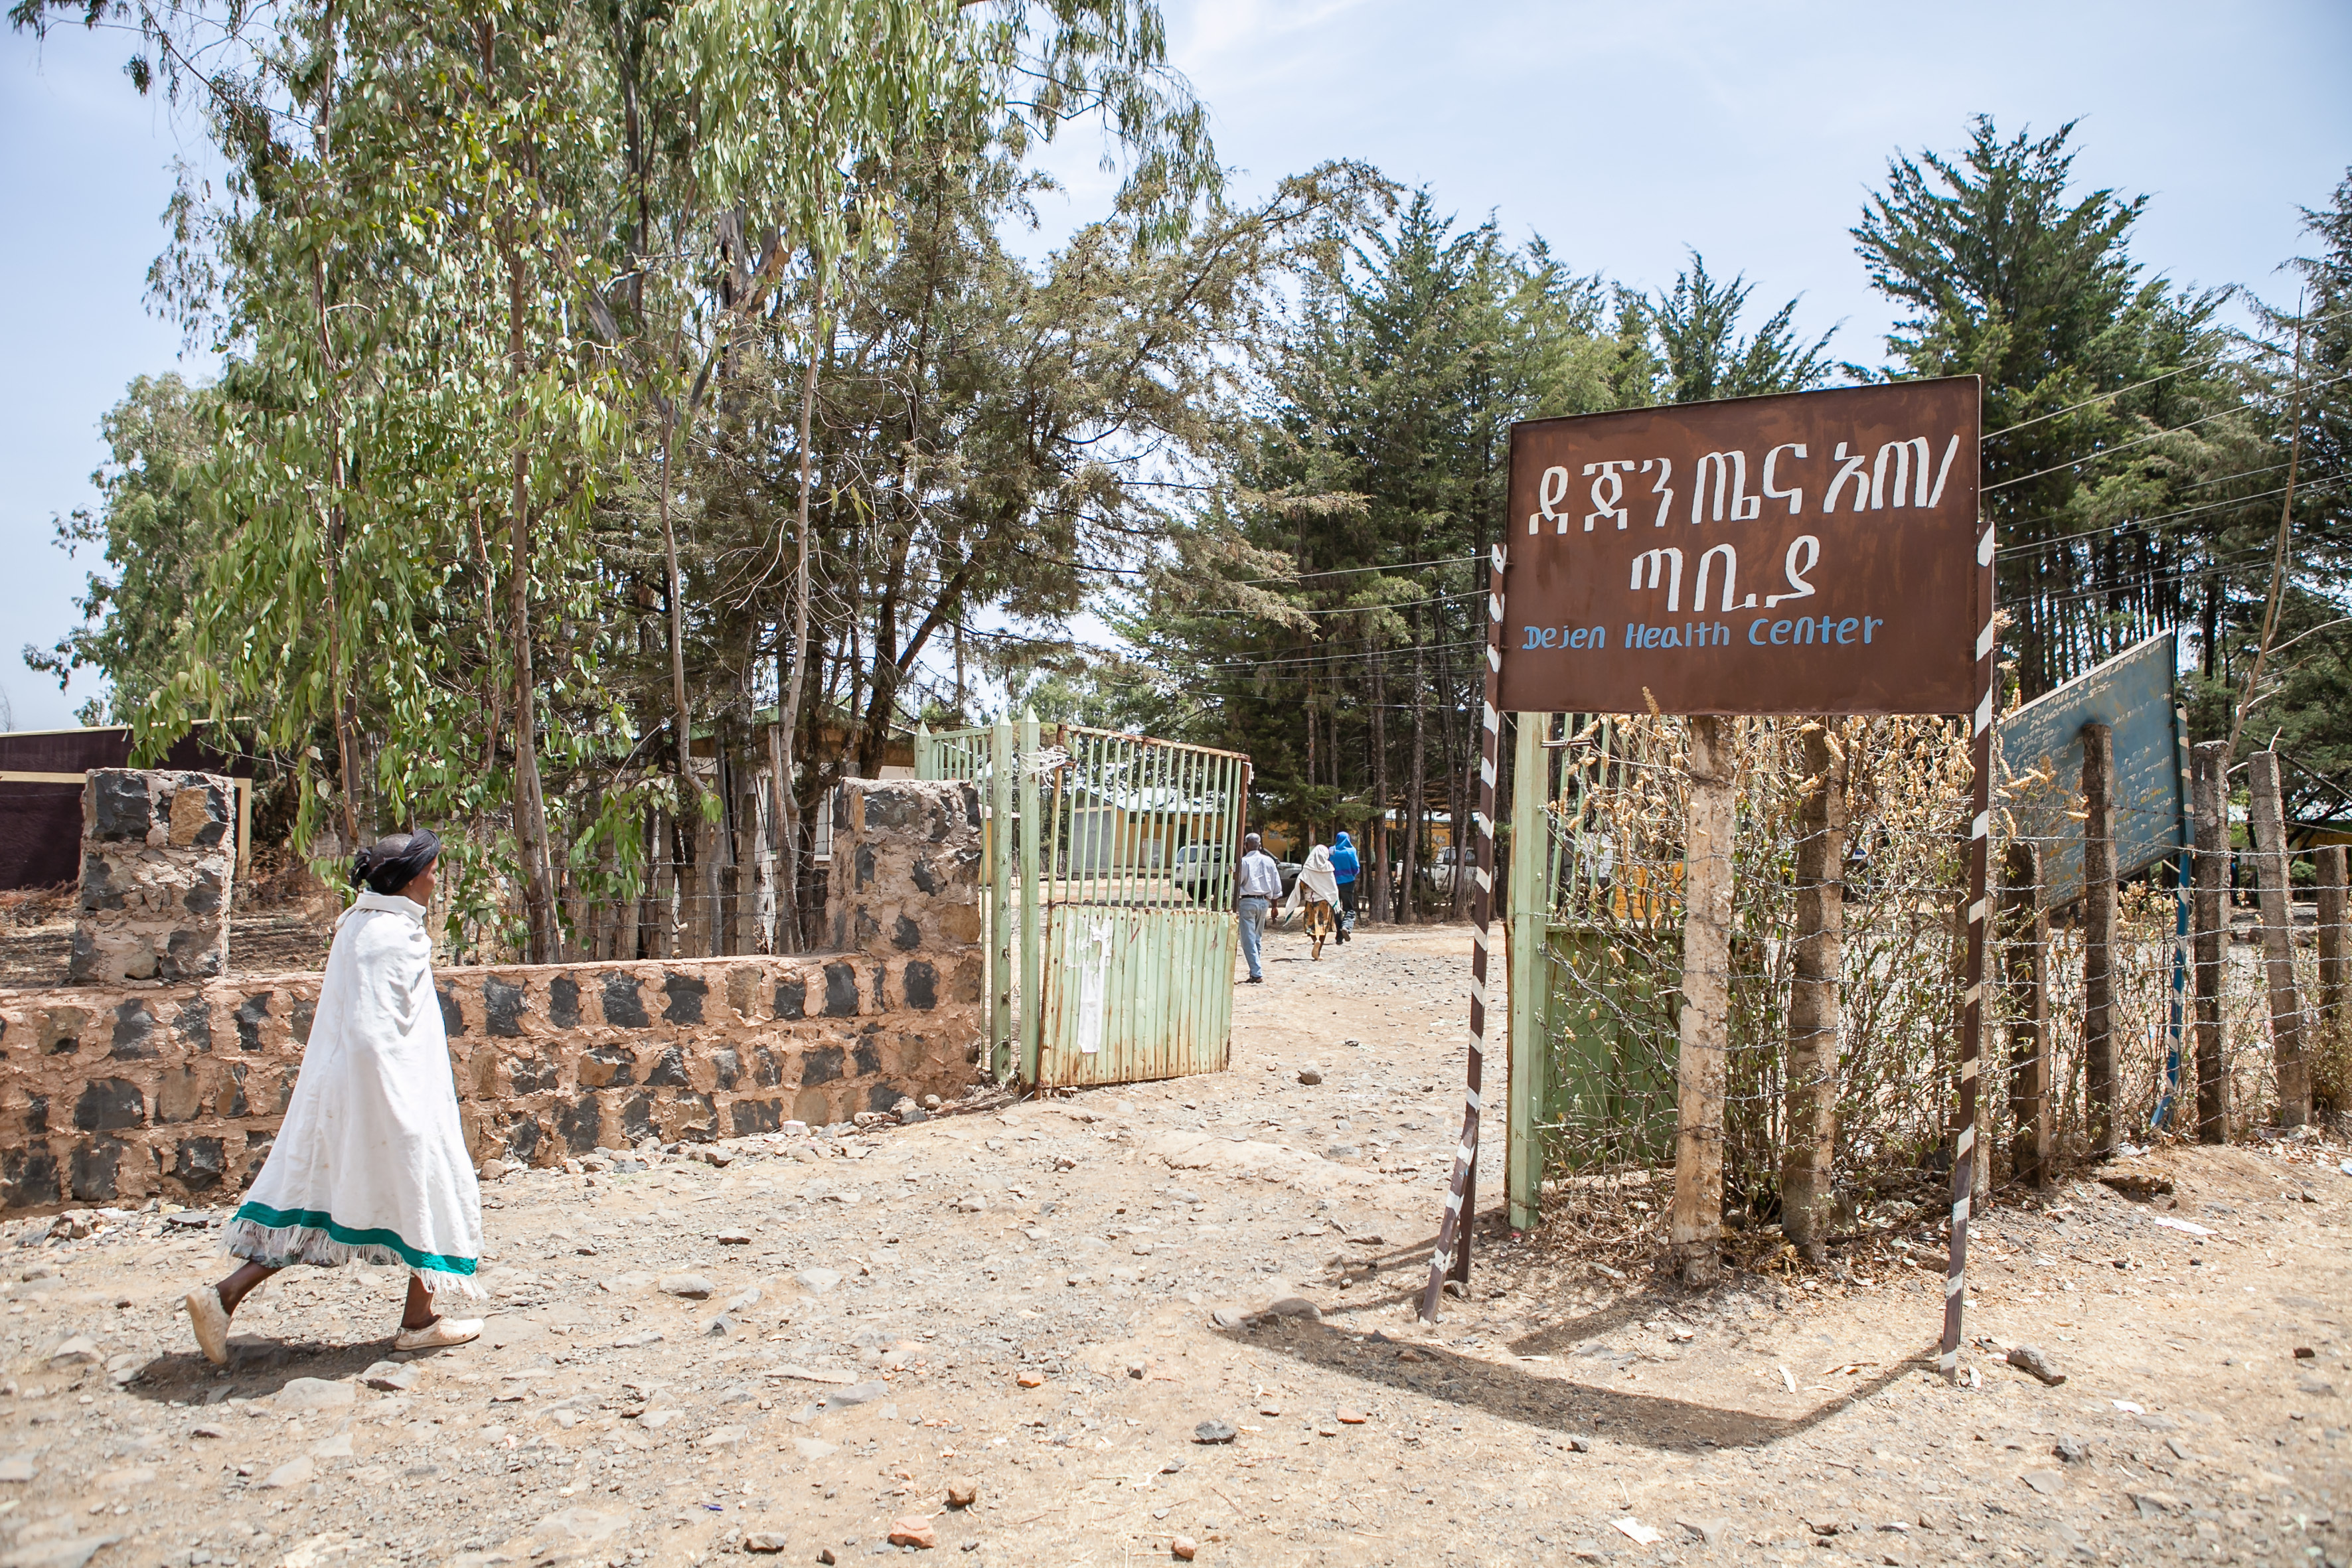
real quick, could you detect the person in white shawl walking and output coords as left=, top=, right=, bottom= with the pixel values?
left=184, top=830, right=485, bottom=1363
left=1281, top=844, right=1344, bottom=961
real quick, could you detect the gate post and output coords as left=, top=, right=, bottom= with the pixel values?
left=1783, top=720, right=1850, bottom=1257
left=2317, top=844, right=2348, bottom=1078
left=1670, top=714, right=1735, bottom=1287
left=2191, top=740, right=2231, bottom=1142
left=2249, top=749, right=2312, bottom=1126
left=992, top=717, right=1016, bottom=1081
left=1018, top=708, right=1044, bottom=1085
left=1506, top=712, right=1548, bottom=1233
left=2001, top=840, right=2051, bottom=1188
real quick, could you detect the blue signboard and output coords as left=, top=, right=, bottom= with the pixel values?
left=1995, top=631, right=2188, bottom=905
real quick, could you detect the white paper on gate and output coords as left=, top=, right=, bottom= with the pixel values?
left=1075, top=919, right=1113, bottom=1056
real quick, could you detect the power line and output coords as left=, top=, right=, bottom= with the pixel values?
left=1982, top=368, right=2352, bottom=493
left=1227, top=553, right=1480, bottom=586
left=1164, top=638, right=1490, bottom=673
left=1994, top=472, right=2351, bottom=564
left=1980, top=301, right=2352, bottom=441
left=1174, top=588, right=1485, bottom=619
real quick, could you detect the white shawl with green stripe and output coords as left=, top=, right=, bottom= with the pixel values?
left=224, top=890, right=483, bottom=1295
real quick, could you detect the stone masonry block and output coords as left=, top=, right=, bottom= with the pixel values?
left=70, top=769, right=235, bottom=984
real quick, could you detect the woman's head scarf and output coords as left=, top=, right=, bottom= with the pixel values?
left=353, top=829, right=441, bottom=896
left=1284, top=842, right=1342, bottom=912
left=1335, top=831, right=1352, bottom=848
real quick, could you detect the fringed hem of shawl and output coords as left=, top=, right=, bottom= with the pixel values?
left=224, top=1208, right=484, bottom=1298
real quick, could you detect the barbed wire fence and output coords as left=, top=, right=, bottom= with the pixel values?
left=1528, top=712, right=2341, bottom=1249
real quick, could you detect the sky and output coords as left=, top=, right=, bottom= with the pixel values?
left=2, top=0, right=2347, bottom=730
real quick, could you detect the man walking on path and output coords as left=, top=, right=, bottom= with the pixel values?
left=1330, top=830, right=1360, bottom=943
left=1237, top=832, right=1283, bottom=983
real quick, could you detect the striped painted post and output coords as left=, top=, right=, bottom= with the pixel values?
left=1940, top=512, right=1998, bottom=1377
left=1421, top=541, right=1508, bottom=1321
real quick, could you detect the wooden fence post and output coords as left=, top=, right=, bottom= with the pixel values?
left=2318, top=844, right=2347, bottom=1071
left=2248, top=750, right=2312, bottom=1127
left=991, top=716, right=1016, bottom=1082
left=1782, top=720, right=1847, bottom=1260
left=1670, top=715, right=1733, bottom=1287
left=2001, top=840, right=2051, bottom=1188
left=2081, top=723, right=2118, bottom=1156
left=2191, top=741, right=2231, bottom=1142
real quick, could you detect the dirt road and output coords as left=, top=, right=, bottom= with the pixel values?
left=0, top=921, right=2345, bottom=1568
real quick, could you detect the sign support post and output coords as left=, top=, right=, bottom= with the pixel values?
left=1939, top=509, right=1996, bottom=1377
left=1420, top=542, right=1508, bottom=1319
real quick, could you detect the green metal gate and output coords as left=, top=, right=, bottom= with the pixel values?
left=916, top=718, right=1245, bottom=1087
left=1505, top=714, right=1684, bottom=1231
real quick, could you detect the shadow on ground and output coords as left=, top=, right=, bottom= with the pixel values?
left=128, top=1331, right=469, bottom=1405
left=1217, top=1312, right=1924, bottom=1451
left=1223, top=1212, right=1924, bottom=1452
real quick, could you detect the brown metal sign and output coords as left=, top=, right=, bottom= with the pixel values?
left=1498, top=377, right=1982, bottom=716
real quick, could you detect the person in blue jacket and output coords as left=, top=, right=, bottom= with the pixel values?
left=1330, top=830, right=1360, bottom=943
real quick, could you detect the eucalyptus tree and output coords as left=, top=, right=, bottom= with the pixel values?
left=16, top=0, right=1226, bottom=958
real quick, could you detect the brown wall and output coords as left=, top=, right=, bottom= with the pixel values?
left=0, top=778, right=986, bottom=1210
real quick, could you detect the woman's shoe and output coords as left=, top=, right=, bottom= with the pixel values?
left=185, top=1288, right=230, bottom=1366
left=394, top=1316, right=484, bottom=1352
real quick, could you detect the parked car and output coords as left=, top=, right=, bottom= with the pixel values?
left=1171, top=843, right=1299, bottom=903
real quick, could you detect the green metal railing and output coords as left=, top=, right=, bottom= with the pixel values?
left=914, top=720, right=1026, bottom=1081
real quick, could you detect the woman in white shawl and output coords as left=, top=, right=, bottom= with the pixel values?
left=184, top=829, right=485, bottom=1362
left=1281, top=843, right=1344, bottom=960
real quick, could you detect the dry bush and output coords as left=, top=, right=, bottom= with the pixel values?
left=1529, top=710, right=2290, bottom=1238
left=0, top=884, right=75, bottom=929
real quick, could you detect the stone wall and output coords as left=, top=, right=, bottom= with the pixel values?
left=69, top=769, right=235, bottom=985
left=0, top=779, right=984, bottom=1210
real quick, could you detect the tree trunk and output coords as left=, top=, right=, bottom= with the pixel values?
left=1402, top=641, right=1427, bottom=924
left=1368, top=647, right=1390, bottom=925
left=2082, top=722, right=2117, bottom=1155
left=2248, top=749, right=2311, bottom=1126
left=1670, top=715, right=1733, bottom=1287
left=2319, top=844, right=2348, bottom=1117
left=773, top=262, right=826, bottom=956
left=1782, top=720, right=1847, bottom=1255
left=654, top=394, right=702, bottom=956
left=2001, top=840, right=2051, bottom=1189
left=504, top=238, right=556, bottom=963
left=2192, top=741, right=2230, bottom=1142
